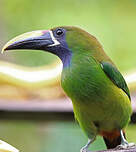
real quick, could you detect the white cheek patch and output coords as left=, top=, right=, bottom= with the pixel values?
left=48, top=31, right=60, bottom=47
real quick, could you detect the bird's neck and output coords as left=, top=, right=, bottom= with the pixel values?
left=60, top=50, right=72, bottom=68
left=61, top=51, right=96, bottom=101
left=49, top=46, right=72, bottom=68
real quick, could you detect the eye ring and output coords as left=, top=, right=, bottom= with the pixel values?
left=56, top=28, right=64, bottom=36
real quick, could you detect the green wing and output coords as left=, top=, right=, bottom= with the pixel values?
left=101, top=62, right=131, bottom=100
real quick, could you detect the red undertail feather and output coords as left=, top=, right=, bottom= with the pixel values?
left=100, top=130, right=126, bottom=149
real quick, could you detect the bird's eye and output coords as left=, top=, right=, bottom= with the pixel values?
left=56, top=29, right=64, bottom=36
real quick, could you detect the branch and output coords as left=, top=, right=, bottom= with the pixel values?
left=96, top=145, right=136, bottom=152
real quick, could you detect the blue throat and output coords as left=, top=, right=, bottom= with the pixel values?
left=45, top=31, right=72, bottom=68
left=57, top=48, right=72, bottom=68
left=55, top=39, right=72, bottom=68
left=53, top=31, right=72, bottom=68
left=47, top=42, right=72, bottom=68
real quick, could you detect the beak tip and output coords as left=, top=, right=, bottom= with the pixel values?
left=1, top=48, right=5, bottom=54
left=1, top=41, right=15, bottom=54
left=1, top=46, right=7, bottom=54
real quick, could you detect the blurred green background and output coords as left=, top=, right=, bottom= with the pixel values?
left=0, top=0, right=136, bottom=152
left=1, top=0, right=136, bottom=70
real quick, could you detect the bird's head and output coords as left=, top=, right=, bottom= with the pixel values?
left=2, top=26, right=102, bottom=67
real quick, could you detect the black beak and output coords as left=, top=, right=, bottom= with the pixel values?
left=2, top=30, right=56, bottom=53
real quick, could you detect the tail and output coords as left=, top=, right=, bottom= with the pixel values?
left=102, top=130, right=126, bottom=149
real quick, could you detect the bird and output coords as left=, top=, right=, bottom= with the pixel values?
left=2, top=26, right=134, bottom=152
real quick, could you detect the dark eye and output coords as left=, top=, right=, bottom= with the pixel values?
left=56, top=29, right=64, bottom=36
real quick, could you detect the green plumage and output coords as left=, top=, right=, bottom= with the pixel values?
left=60, top=26, right=132, bottom=139
left=101, top=62, right=130, bottom=100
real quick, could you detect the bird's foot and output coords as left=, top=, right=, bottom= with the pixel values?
left=115, top=142, right=136, bottom=150
left=80, top=147, right=89, bottom=152
left=80, top=138, right=95, bottom=152
left=115, top=130, right=136, bottom=150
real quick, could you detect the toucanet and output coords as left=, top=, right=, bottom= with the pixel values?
left=2, top=26, right=134, bottom=151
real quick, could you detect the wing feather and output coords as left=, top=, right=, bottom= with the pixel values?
left=101, top=62, right=130, bottom=100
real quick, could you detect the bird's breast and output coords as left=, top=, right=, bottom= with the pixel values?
left=61, top=57, right=112, bottom=103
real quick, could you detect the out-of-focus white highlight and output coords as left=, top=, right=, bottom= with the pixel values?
left=125, top=72, right=136, bottom=84
left=0, top=140, right=19, bottom=152
left=0, top=62, right=62, bottom=83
